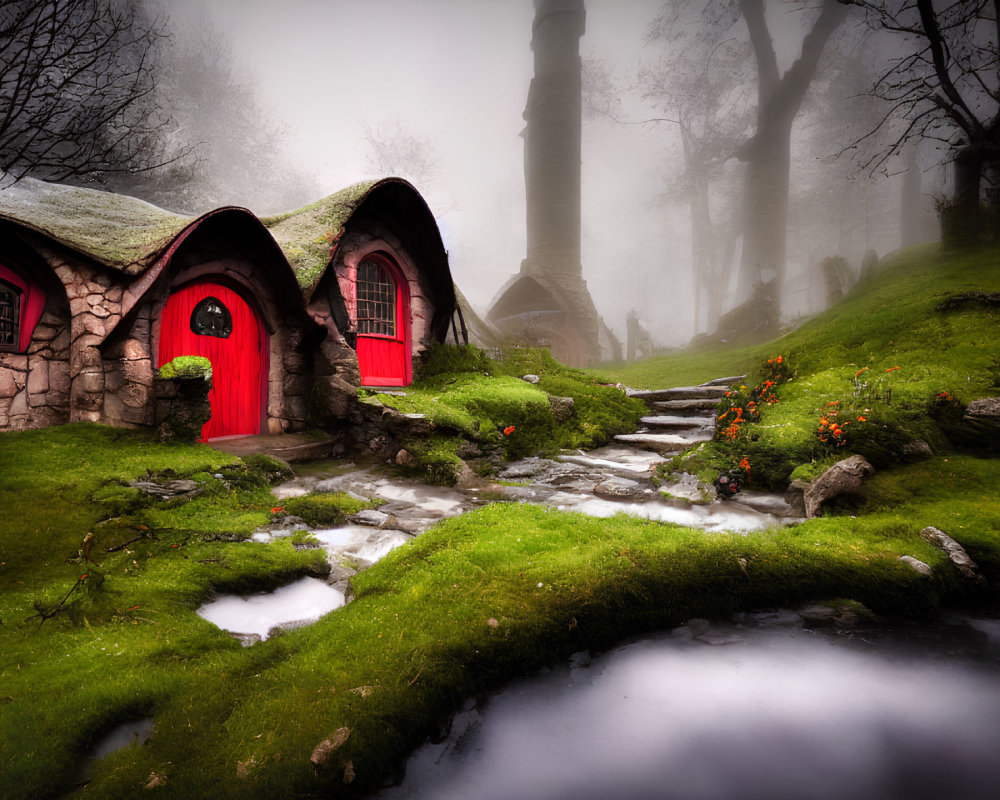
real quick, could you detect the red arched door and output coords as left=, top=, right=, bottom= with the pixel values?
left=355, top=256, right=411, bottom=386
left=158, top=281, right=267, bottom=440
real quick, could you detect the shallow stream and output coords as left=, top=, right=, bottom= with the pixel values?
left=196, top=444, right=800, bottom=641
left=373, top=613, right=1000, bottom=800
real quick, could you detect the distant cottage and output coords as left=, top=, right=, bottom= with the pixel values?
left=0, top=176, right=461, bottom=437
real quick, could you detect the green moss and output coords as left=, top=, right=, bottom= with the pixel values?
left=262, top=181, right=378, bottom=289
left=280, top=492, right=377, bottom=527
left=156, top=355, right=212, bottom=381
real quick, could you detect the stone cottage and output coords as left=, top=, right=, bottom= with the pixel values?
left=0, top=176, right=459, bottom=437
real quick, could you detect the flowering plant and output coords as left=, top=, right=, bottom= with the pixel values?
left=714, top=355, right=792, bottom=442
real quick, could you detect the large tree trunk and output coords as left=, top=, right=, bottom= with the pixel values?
left=735, top=0, right=846, bottom=332
left=900, top=144, right=924, bottom=248
left=737, top=116, right=792, bottom=333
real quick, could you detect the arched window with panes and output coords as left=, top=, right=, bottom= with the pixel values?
left=0, top=278, right=20, bottom=351
left=0, top=262, right=45, bottom=354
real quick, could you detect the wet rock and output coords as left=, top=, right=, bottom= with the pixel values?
left=311, top=727, right=351, bottom=774
left=920, top=526, right=984, bottom=582
left=593, top=476, right=651, bottom=500
left=671, top=618, right=711, bottom=640
left=661, top=472, right=715, bottom=505
left=394, top=448, right=413, bottom=466
left=129, top=478, right=202, bottom=500
left=350, top=509, right=393, bottom=528
left=548, top=395, right=575, bottom=421
left=736, top=609, right=803, bottom=628
left=803, top=454, right=875, bottom=518
left=900, top=555, right=932, bottom=576
left=902, top=440, right=933, bottom=458
left=696, top=631, right=745, bottom=646
left=797, top=603, right=838, bottom=625
left=965, top=397, right=1000, bottom=423
left=784, top=478, right=809, bottom=516
left=521, top=374, right=540, bottom=384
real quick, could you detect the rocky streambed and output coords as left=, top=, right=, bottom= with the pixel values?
left=196, top=443, right=802, bottom=643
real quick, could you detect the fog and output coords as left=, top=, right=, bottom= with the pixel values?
left=153, top=0, right=920, bottom=349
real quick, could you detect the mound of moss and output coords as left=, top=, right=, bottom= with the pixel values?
left=372, top=344, right=646, bottom=484
left=156, top=355, right=212, bottom=381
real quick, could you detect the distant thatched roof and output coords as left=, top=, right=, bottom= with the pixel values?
left=0, top=176, right=193, bottom=274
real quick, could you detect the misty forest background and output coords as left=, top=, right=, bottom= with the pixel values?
left=2, top=0, right=993, bottom=351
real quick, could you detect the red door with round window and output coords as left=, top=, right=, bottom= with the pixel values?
left=355, top=256, right=411, bottom=386
left=157, top=281, right=267, bottom=440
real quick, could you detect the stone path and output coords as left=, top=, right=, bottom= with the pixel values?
left=614, top=377, right=743, bottom=454
left=208, top=431, right=338, bottom=462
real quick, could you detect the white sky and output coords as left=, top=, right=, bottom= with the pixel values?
left=158, top=0, right=829, bottom=347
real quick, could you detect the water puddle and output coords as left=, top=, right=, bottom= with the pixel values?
left=196, top=577, right=344, bottom=642
left=375, top=618, right=1000, bottom=800
left=73, top=718, right=155, bottom=790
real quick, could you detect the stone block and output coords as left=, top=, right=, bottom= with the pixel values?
left=27, top=361, right=49, bottom=394
left=283, top=373, right=310, bottom=397
left=49, top=362, right=70, bottom=396
left=123, top=358, right=153, bottom=386
left=76, top=370, right=105, bottom=395
left=121, top=381, right=151, bottom=409
left=0, top=370, right=18, bottom=398
left=9, top=389, right=28, bottom=417
left=124, top=338, right=148, bottom=361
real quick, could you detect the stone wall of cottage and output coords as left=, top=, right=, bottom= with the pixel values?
left=0, top=281, right=72, bottom=431
left=0, top=239, right=106, bottom=432
left=334, top=222, right=437, bottom=357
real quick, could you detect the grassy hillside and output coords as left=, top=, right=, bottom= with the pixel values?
left=1, top=244, right=998, bottom=799
left=604, top=243, right=999, bottom=392
left=602, top=244, right=1000, bottom=489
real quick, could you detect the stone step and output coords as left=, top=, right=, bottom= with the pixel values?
left=628, top=385, right=730, bottom=405
left=613, top=431, right=712, bottom=454
left=653, top=398, right=723, bottom=412
left=700, top=375, right=746, bottom=387
left=640, top=414, right=714, bottom=430
left=209, top=432, right=336, bottom=463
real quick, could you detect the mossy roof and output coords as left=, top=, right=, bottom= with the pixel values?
left=260, top=180, right=379, bottom=290
left=0, top=176, right=193, bottom=273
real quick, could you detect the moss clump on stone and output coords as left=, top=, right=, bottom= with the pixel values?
left=281, top=492, right=377, bottom=526
left=157, top=355, right=212, bottom=381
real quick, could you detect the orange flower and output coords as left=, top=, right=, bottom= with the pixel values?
left=776, top=355, right=783, bottom=364
left=80, top=573, right=89, bottom=580
left=855, top=367, right=869, bottom=379
left=857, top=415, right=866, bottom=422
left=271, top=506, right=284, bottom=514
left=504, top=425, right=516, bottom=436
left=885, top=366, right=900, bottom=373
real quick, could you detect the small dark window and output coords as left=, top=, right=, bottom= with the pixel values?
left=190, top=296, right=232, bottom=338
left=0, top=280, right=20, bottom=350
left=356, top=259, right=396, bottom=336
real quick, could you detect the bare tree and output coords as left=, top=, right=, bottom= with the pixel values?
left=360, top=118, right=439, bottom=188
left=113, top=8, right=318, bottom=215
left=0, top=0, right=185, bottom=186
left=845, top=0, right=1000, bottom=244
left=644, top=1, right=847, bottom=335
left=642, top=21, right=753, bottom=335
